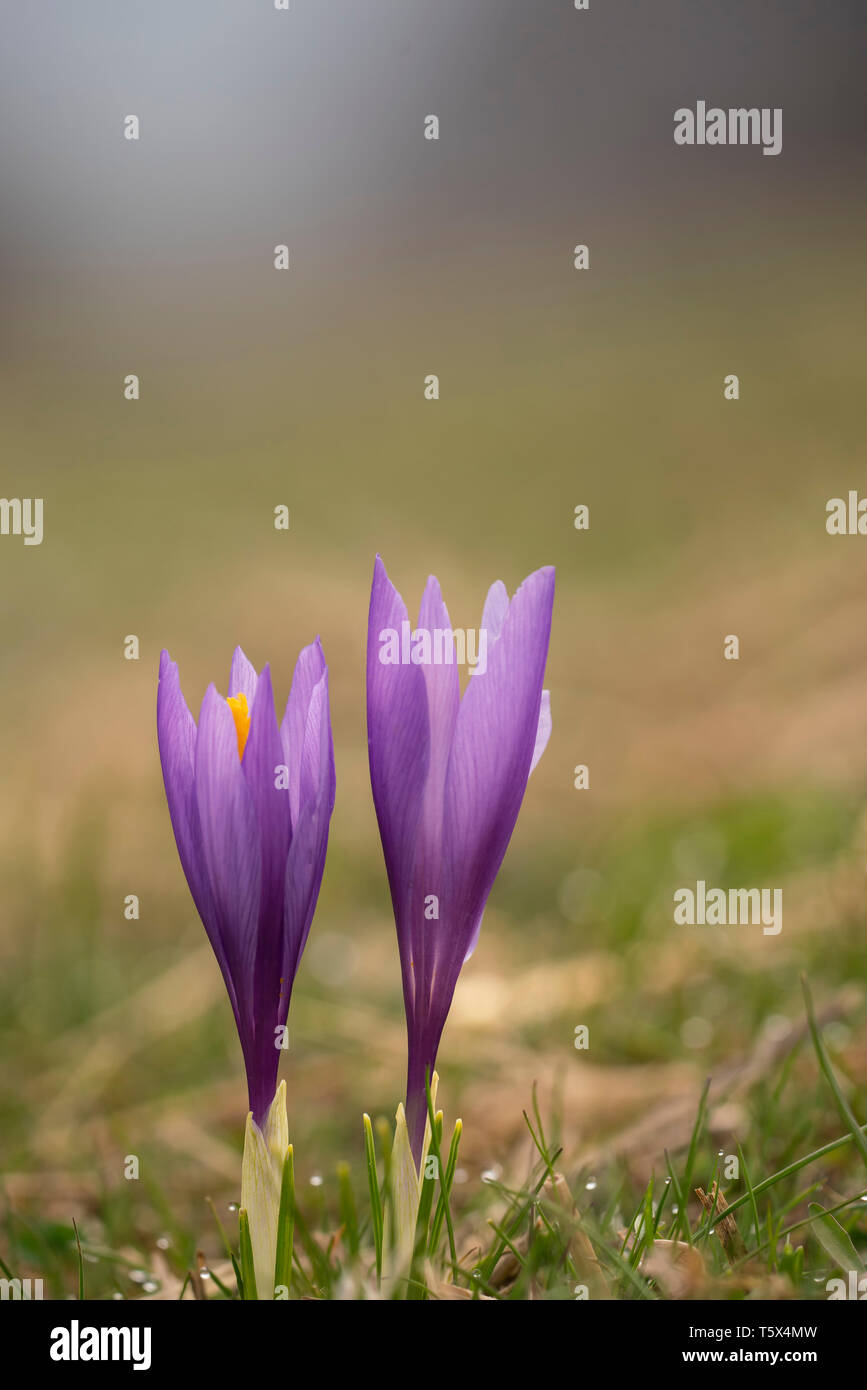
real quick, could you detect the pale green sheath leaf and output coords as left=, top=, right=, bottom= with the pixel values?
left=241, top=1079, right=289, bottom=1300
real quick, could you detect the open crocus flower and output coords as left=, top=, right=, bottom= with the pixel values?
left=367, top=557, right=554, bottom=1163
left=157, top=641, right=335, bottom=1295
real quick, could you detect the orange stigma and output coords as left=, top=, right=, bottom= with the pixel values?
left=226, top=692, right=251, bottom=760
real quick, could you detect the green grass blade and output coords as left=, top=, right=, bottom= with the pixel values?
left=731, top=1189, right=867, bottom=1269
left=651, top=1174, right=672, bottom=1237
left=363, top=1113, right=383, bottom=1283
left=737, top=1143, right=761, bottom=1253
left=695, top=1123, right=867, bottom=1243
left=424, top=1072, right=456, bottom=1267
left=273, top=1144, right=295, bottom=1297
left=676, top=1078, right=710, bottom=1241
left=238, top=1208, right=258, bottom=1302
left=808, top=1202, right=865, bottom=1272
left=206, top=1197, right=235, bottom=1263
left=662, top=1151, right=686, bottom=1247
left=429, top=1119, right=462, bottom=1256
left=802, top=974, right=867, bottom=1174
left=408, top=1114, right=441, bottom=1299
left=203, top=1266, right=234, bottom=1299
left=72, top=1218, right=84, bottom=1301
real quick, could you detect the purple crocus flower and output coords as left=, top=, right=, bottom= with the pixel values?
left=367, top=557, right=554, bottom=1160
left=157, top=642, right=335, bottom=1126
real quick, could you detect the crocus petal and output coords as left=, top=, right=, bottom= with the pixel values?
left=243, top=665, right=293, bottom=1103
left=413, top=577, right=460, bottom=1024
left=195, top=683, right=263, bottom=1104
left=158, top=652, right=241, bottom=1022
left=416, top=577, right=460, bottom=826
left=228, top=645, right=260, bottom=706
left=440, top=566, right=555, bottom=982
left=367, top=557, right=430, bottom=1025
left=530, top=689, right=552, bottom=774
left=367, top=561, right=554, bottom=1163
left=297, top=667, right=330, bottom=815
left=244, top=665, right=292, bottom=905
left=461, top=910, right=485, bottom=964
left=481, top=579, right=510, bottom=645
left=158, top=639, right=336, bottom=1134
left=281, top=638, right=327, bottom=830
left=157, top=651, right=202, bottom=908
left=281, top=667, right=335, bottom=986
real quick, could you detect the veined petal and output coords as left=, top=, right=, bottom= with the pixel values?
left=157, top=651, right=201, bottom=903
left=281, top=638, right=327, bottom=830
left=297, top=669, right=331, bottom=814
left=462, top=908, right=485, bottom=965
left=159, top=640, right=335, bottom=1132
left=281, top=664, right=335, bottom=986
left=367, top=557, right=430, bottom=1023
left=229, top=646, right=259, bottom=706
left=244, top=665, right=292, bottom=892
left=413, top=577, right=460, bottom=1019
left=416, top=576, right=460, bottom=835
left=530, top=688, right=552, bottom=774
left=243, top=665, right=293, bottom=1101
left=481, top=579, right=510, bottom=645
left=195, top=683, right=262, bottom=1086
left=441, top=567, right=555, bottom=980
left=158, top=652, right=240, bottom=1020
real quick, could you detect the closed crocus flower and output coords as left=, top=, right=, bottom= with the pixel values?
left=157, top=641, right=335, bottom=1296
left=367, top=557, right=554, bottom=1163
